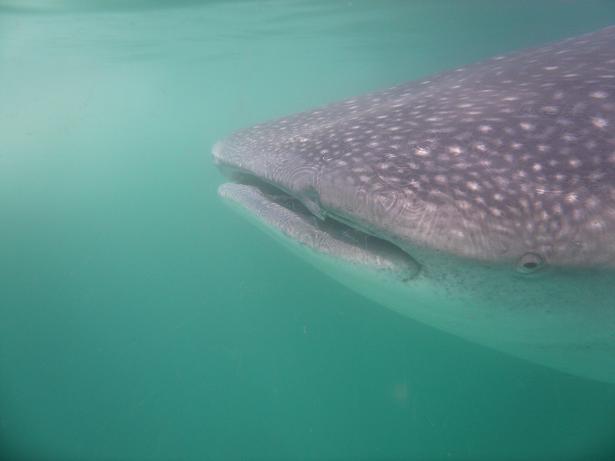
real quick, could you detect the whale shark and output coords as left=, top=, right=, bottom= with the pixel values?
left=213, top=26, right=615, bottom=383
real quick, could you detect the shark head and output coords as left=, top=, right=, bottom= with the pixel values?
left=213, top=26, right=615, bottom=383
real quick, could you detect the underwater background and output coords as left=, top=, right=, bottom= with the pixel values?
left=2, top=1, right=615, bottom=459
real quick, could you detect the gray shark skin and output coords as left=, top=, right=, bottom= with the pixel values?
left=214, top=26, right=615, bottom=383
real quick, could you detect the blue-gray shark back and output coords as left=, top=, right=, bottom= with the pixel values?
left=214, top=26, right=615, bottom=383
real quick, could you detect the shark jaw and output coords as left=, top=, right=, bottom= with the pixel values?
left=216, top=169, right=421, bottom=282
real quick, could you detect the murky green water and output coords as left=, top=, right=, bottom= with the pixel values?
left=2, top=1, right=615, bottom=459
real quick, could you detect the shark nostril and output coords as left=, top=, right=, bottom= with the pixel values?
left=300, top=187, right=326, bottom=220
left=516, top=252, right=545, bottom=274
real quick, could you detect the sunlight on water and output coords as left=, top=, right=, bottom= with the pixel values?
left=1, top=1, right=615, bottom=460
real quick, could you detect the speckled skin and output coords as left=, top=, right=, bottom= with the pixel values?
left=214, top=26, right=615, bottom=268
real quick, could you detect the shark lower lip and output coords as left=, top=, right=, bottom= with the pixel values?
left=218, top=177, right=421, bottom=280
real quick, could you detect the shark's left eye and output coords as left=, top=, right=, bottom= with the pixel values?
left=516, top=252, right=545, bottom=274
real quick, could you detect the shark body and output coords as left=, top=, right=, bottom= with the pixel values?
left=214, top=26, right=615, bottom=383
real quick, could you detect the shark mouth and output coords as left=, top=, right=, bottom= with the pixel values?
left=216, top=166, right=420, bottom=281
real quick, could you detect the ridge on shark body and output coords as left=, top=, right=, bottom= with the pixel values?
left=213, top=26, right=615, bottom=383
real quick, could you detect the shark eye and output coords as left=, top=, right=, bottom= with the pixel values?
left=516, top=252, right=545, bottom=274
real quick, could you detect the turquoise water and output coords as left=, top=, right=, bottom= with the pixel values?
left=2, top=1, right=615, bottom=459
